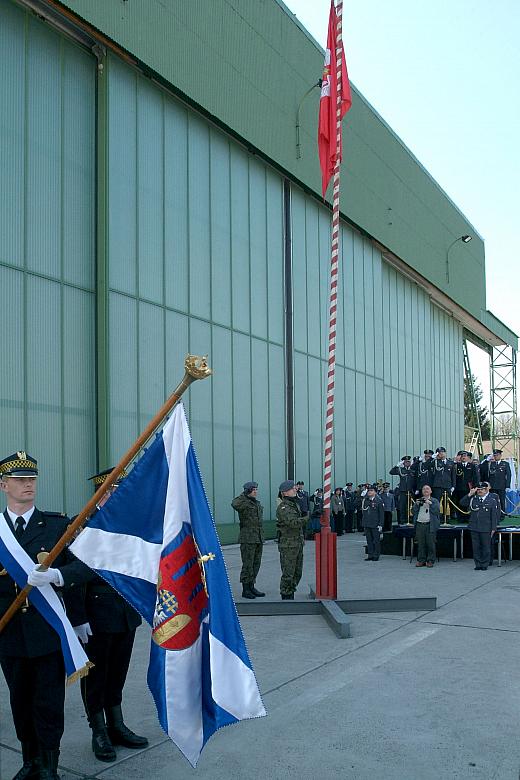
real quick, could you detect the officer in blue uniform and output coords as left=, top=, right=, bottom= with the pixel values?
left=460, top=482, right=500, bottom=570
left=480, top=449, right=511, bottom=512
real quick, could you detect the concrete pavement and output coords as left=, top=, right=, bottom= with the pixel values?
left=2, top=534, right=520, bottom=779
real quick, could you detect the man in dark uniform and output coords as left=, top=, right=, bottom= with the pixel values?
left=295, top=481, right=310, bottom=516
left=276, top=480, right=306, bottom=600
left=430, top=447, right=456, bottom=516
left=343, top=483, right=356, bottom=533
left=77, top=468, right=148, bottom=763
left=460, top=482, right=500, bottom=570
left=379, top=483, right=395, bottom=532
left=389, top=456, right=416, bottom=524
left=480, top=449, right=511, bottom=512
left=414, top=450, right=435, bottom=495
left=453, top=451, right=479, bottom=520
left=0, top=452, right=86, bottom=780
left=231, top=481, right=265, bottom=599
left=361, top=485, right=384, bottom=561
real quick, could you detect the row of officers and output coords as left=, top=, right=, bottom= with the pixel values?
left=0, top=452, right=148, bottom=780
left=389, top=447, right=511, bottom=522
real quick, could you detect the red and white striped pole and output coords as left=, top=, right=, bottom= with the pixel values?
left=315, top=0, right=343, bottom=599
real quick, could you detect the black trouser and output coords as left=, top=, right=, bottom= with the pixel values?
left=398, top=493, right=411, bottom=523
left=344, top=510, right=354, bottom=533
left=1, top=651, right=65, bottom=749
left=383, top=511, right=393, bottom=532
left=453, top=489, right=468, bottom=520
left=333, top=511, right=344, bottom=535
left=356, top=509, right=363, bottom=531
left=470, top=531, right=492, bottom=569
left=490, top=489, right=506, bottom=513
left=81, top=629, right=136, bottom=718
left=365, top=527, right=380, bottom=559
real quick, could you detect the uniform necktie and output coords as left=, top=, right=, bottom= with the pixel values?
left=15, top=516, right=25, bottom=540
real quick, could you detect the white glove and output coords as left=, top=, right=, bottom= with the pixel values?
left=27, top=566, right=64, bottom=587
left=74, top=623, right=92, bottom=644
left=486, top=455, right=492, bottom=461
left=415, top=490, right=420, bottom=495
left=378, top=526, right=382, bottom=532
left=450, top=487, right=455, bottom=494
left=398, top=460, right=404, bottom=467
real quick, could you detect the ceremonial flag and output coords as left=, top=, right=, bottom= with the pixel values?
left=318, top=0, right=352, bottom=196
left=0, top=516, right=91, bottom=682
left=70, top=403, right=266, bottom=766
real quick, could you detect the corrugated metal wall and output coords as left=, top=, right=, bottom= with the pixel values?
left=0, top=2, right=96, bottom=513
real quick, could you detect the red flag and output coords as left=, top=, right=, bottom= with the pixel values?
left=318, top=1, right=352, bottom=197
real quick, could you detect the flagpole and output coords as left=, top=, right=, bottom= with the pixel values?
left=0, top=354, right=212, bottom=635
left=315, top=0, right=343, bottom=599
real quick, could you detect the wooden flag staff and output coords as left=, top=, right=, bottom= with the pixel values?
left=0, top=354, right=212, bottom=635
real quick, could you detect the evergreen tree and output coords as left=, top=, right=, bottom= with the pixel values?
left=464, top=373, right=490, bottom=440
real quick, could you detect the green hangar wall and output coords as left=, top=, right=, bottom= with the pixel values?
left=0, top=0, right=513, bottom=527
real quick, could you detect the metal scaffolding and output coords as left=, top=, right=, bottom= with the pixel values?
left=490, top=345, right=519, bottom=465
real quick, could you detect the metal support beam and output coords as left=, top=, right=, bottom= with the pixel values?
left=490, top=345, right=519, bottom=467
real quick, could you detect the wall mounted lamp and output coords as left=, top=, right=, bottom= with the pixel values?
left=446, top=235, right=472, bottom=283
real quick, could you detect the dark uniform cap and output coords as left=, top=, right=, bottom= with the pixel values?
left=457, top=451, right=465, bottom=456
left=435, top=447, right=446, bottom=453
left=493, top=449, right=503, bottom=455
left=279, top=479, right=295, bottom=493
left=477, top=482, right=490, bottom=488
left=88, top=467, right=127, bottom=487
left=402, top=455, right=411, bottom=461
left=0, top=451, right=38, bottom=477
left=424, top=450, right=434, bottom=455
left=243, top=481, right=258, bottom=493
left=383, top=482, right=390, bottom=487
left=346, top=482, right=353, bottom=486
left=368, top=484, right=378, bottom=491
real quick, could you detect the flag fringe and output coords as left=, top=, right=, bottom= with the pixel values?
left=66, top=660, right=95, bottom=686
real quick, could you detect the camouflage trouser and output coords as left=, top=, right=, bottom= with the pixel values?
left=279, top=543, right=303, bottom=596
left=240, top=543, right=263, bottom=585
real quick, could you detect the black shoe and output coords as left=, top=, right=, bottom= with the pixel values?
left=90, top=712, right=116, bottom=762
left=281, top=594, right=294, bottom=600
left=481, top=566, right=488, bottom=571
left=372, top=557, right=380, bottom=561
left=241, top=585, right=256, bottom=599
left=474, top=566, right=481, bottom=570
left=364, top=557, right=373, bottom=561
left=250, top=586, right=265, bottom=597
left=106, top=705, right=149, bottom=749
left=12, top=742, right=41, bottom=780
left=39, top=749, right=60, bottom=780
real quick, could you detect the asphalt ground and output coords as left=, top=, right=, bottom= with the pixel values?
left=2, top=533, right=520, bottom=779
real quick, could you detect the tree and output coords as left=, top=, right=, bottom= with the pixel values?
left=464, top=372, right=490, bottom=440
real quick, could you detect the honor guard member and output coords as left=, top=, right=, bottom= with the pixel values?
left=231, top=481, right=265, bottom=600
left=362, top=485, right=384, bottom=561
left=454, top=451, right=479, bottom=520
left=389, top=456, right=416, bottom=524
left=0, top=452, right=86, bottom=780
left=414, top=450, right=435, bottom=494
left=77, top=468, right=148, bottom=763
left=460, top=483, right=500, bottom=570
left=431, top=447, right=456, bottom=509
left=343, top=483, right=356, bottom=533
left=412, top=485, right=441, bottom=567
left=379, top=483, right=395, bottom=532
left=480, top=449, right=511, bottom=512
left=276, top=480, right=306, bottom=600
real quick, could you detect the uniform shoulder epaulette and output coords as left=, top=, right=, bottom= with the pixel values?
left=42, top=510, right=68, bottom=519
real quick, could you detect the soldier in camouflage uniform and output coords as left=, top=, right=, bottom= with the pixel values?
left=276, top=480, right=307, bottom=600
left=231, top=482, right=265, bottom=599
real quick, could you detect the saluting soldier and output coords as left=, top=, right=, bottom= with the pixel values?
left=414, top=450, right=435, bottom=494
left=480, top=449, right=511, bottom=512
left=431, top=447, right=456, bottom=508
left=460, top=482, right=500, bottom=570
left=75, top=469, right=148, bottom=763
left=362, top=484, right=384, bottom=561
left=231, top=481, right=265, bottom=600
left=0, top=452, right=86, bottom=780
left=276, top=480, right=307, bottom=600
left=389, top=456, right=416, bottom=524
left=454, top=451, right=479, bottom=520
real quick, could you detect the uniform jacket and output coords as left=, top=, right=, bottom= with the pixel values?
left=379, top=491, right=395, bottom=512
left=296, top=489, right=310, bottom=514
left=276, top=497, right=305, bottom=548
left=480, top=459, right=511, bottom=491
left=343, top=490, right=357, bottom=511
left=411, top=497, right=441, bottom=533
left=310, top=492, right=324, bottom=518
left=389, top=465, right=416, bottom=493
left=431, top=458, right=456, bottom=490
left=361, top=496, right=384, bottom=528
left=460, top=493, right=500, bottom=532
left=231, top=493, right=265, bottom=544
left=0, top=509, right=86, bottom=658
left=331, top=494, right=345, bottom=514
left=455, top=462, right=479, bottom=492
left=414, top=459, right=435, bottom=491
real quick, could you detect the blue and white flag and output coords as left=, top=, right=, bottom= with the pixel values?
left=0, top=515, right=91, bottom=683
left=71, top=402, right=266, bottom=766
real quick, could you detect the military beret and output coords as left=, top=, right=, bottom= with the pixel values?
left=0, top=451, right=38, bottom=477
left=424, top=449, right=434, bottom=455
left=243, top=481, right=258, bottom=493
left=89, top=467, right=127, bottom=487
left=279, top=479, right=295, bottom=493
left=435, top=447, right=446, bottom=453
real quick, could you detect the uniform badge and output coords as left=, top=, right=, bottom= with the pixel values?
left=17, top=451, right=27, bottom=461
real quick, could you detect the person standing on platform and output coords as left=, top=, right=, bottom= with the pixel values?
left=480, top=449, right=511, bottom=513
left=343, top=483, right=356, bottom=533
left=276, top=480, right=306, bottom=600
left=454, top=451, right=479, bottom=520
left=231, top=481, right=265, bottom=600
left=74, top=469, right=149, bottom=764
left=0, top=452, right=87, bottom=780
left=379, top=483, right=395, bottom=531
left=460, top=482, right=500, bottom=570
left=412, top=484, right=441, bottom=568
left=431, top=447, right=456, bottom=512
left=414, top=450, right=435, bottom=495
left=331, top=487, right=345, bottom=535
left=389, top=456, right=416, bottom=524
left=362, top=485, right=384, bottom=561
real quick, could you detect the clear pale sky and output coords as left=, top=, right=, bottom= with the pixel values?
left=284, top=0, right=520, bottom=405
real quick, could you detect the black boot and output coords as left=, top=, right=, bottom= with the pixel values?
left=39, top=749, right=60, bottom=780
left=241, top=585, right=256, bottom=599
left=12, top=742, right=41, bottom=780
left=250, top=585, right=265, bottom=597
left=90, top=711, right=116, bottom=762
left=281, top=593, right=294, bottom=600
left=106, top=705, right=149, bottom=749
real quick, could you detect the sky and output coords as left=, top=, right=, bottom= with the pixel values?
left=283, top=0, right=520, bottom=407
